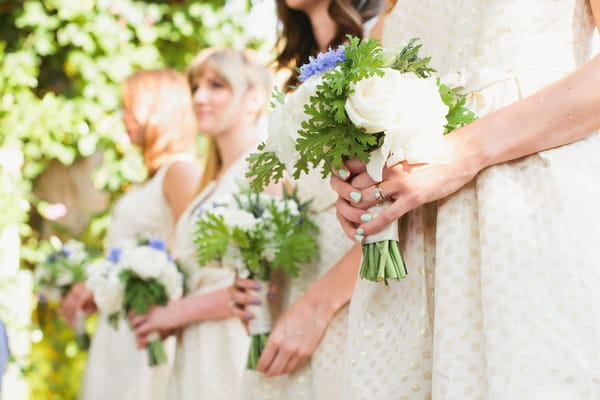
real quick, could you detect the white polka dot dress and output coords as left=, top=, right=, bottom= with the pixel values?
left=340, top=1, right=600, bottom=399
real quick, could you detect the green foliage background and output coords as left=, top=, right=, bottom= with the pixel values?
left=0, top=0, right=271, bottom=398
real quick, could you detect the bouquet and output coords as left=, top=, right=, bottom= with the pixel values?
left=193, top=187, right=319, bottom=370
left=86, top=238, right=183, bottom=366
left=35, top=237, right=93, bottom=348
left=247, top=36, right=476, bottom=284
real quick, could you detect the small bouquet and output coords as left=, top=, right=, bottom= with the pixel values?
left=35, top=237, right=93, bottom=348
left=247, top=36, right=476, bottom=284
left=86, top=238, right=183, bottom=366
left=193, top=187, right=319, bottom=370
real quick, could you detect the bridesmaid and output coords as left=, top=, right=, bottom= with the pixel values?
left=60, top=69, right=200, bottom=400
left=128, top=49, right=273, bottom=400
left=231, top=1, right=383, bottom=399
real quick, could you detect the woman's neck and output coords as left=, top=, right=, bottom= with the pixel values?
left=307, top=3, right=337, bottom=52
left=214, top=123, right=259, bottom=178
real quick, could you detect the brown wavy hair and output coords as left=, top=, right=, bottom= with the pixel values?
left=275, top=0, right=383, bottom=91
left=121, top=69, right=197, bottom=176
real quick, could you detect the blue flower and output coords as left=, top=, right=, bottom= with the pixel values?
left=148, top=238, right=167, bottom=251
left=298, top=45, right=346, bottom=82
left=107, top=247, right=122, bottom=263
left=61, top=248, right=72, bottom=257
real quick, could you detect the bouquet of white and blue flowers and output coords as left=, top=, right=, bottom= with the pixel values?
left=193, top=187, right=319, bottom=370
left=247, top=36, right=476, bottom=284
left=35, top=237, right=94, bottom=348
left=86, top=238, right=183, bottom=366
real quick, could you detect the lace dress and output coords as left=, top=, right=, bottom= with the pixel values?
left=167, top=151, right=253, bottom=400
left=341, top=1, right=600, bottom=399
left=80, top=156, right=192, bottom=400
left=241, top=168, right=356, bottom=400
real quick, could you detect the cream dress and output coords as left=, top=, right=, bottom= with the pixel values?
left=80, top=157, right=191, bottom=400
left=341, top=1, right=600, bottom=399
left=241, top=169, right=355, bottom=400
left=168, top=151, right=253, bottom=400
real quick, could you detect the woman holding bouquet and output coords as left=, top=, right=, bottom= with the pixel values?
left=331, top=0, right=600, bottom=398
left=231, top=1, right=383, bottom=399
left=60, top=69, right=200, bottom=400
left=128, top=49, right=273, bottom=400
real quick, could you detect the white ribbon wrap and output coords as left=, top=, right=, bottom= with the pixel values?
left=364, top=201, right=399, bottom=244
left=248, top=280, right=272, bottom=335
left=148, top=331, right=160, bottom=342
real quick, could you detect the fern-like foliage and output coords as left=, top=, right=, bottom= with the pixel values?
left=438, top=81, right=478, bottom=133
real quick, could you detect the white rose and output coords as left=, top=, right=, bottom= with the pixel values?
left=159, top=267, right=183, bottom=300
left=92, top=270, right=124, bottom=315
left=263, top=74, right=323, bottom=174
left=119, top=246, right=169, bottom=280
left=346, top=69, right=448, bottom=181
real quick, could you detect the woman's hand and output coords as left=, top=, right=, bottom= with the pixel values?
left=255, top=294, right=330, bottom=377
left=229, top=277, right=269, bottom=332
left=58, top=282, right=97, bottom=327
left=331, top=133, right=481, bottom=240
left=129, top=302, right=182, bottom=349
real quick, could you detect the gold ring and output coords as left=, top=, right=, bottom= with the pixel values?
left=373, top=184, right=385, bottom=201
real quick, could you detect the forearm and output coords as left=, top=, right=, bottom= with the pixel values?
left=175, top=288, right=233, bottom=327
left=461, top=54, right=600, bottom=172
left=303, top=244, right=361, bottom=322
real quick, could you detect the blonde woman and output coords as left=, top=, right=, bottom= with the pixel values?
left=128, top=49, right=272, bottom=400
left=60, top=69, right=200, bottom=400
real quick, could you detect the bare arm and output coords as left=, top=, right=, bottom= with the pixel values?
left=162, top=159, right=201, bottom=222
left=591, top=0, right=600, bottom=30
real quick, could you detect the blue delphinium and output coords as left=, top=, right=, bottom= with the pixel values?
left=298, top=45, right=346, bottom=82
left=107, top=247, right=122, bottom=263
left=148, top=238, right=167, bottom=252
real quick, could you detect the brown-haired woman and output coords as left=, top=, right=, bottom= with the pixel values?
left=127, top=49, right=273, bottom=400
left=60, top=69, right=201, bottom=400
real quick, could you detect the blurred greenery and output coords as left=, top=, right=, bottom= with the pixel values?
left=0, top=0, right=271, bottom=398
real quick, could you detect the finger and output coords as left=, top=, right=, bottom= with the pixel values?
left=357, top=197, right=413, bottom=236
left=135, top=331, right=149, bottom=349
left=284, top=352, right=309, bottom=375
left=256, top=338, right=279, bottom=373
left=235, top=277, right=260, bottom=291
left=129, top=315, right=147, bottom=329
left=264, top=347, right=294, bottom=377
left=335, top=208, right=361, bottom=241
left=135, top=320, right=154, bottom=338
left=335, top=197, right=369, bottom=225
left=330, top=165, right=351, bottom=181
left=330, top=174, right=365, bottom=205
left=344, top=157, right=367, bottom=174
left=349, top=171, right=377, bottom=190
left=231, top=290, right=261, bottom=307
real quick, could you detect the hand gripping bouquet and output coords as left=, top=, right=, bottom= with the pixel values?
left=86, top=238, right=183, bottom=366
left=193, top=187, right=319, bottom=370
left=247, top=37, right=476, bottom=284
left=34, top=237, right=93, bottom=348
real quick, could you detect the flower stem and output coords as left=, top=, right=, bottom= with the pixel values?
left=147, top=338, right=168, bottom=367
left=246, top=332, right=270, bottom=370
left=360, top=240, right=407, bottom=284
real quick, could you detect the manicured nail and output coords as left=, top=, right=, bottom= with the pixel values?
left=252, top=298, right=261, bottom=305
left=244, top=312, right=253, bottom=320
left=360, top=213, right=372, bottom=222
left=267, top=292, right=275, bottom=300
left=252, top=283, right=261, bottom=290
left=350, top=191, right=362, bottom=202
left=356, top=227, right=364, bottom=235
left=354, top=234, right=363, bottom=243
left=338, top=169, right=349, bottom=179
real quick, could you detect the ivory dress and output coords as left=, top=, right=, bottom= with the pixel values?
left=241, top=169, right=355, bottom=400
left=341, top=1, right=600, bottom=399
left=168, top=151, right=253, bottom=400
left=80, top=157, right=191, bottom=400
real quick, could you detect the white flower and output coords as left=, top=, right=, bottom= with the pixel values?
left=119, top=246, right=171, bottom=280
left=222, top=244, right=249, bottom=278
left=261, top=243, right=277, bottom=263
left=222, top=208, right=260, bottom=232
left=159, top=268, right=183, bottom=300
left=263, top=74, right=323, bottom=174
left=345, top=69, right=448, bottom=181
left=55, top=269, right=75, bottom=287
left=91, top=268, right=124, bottom=315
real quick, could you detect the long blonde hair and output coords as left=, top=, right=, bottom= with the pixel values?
left=187, top=49, right=272, bottom=195
left=122, top=69, right=197, bottom=176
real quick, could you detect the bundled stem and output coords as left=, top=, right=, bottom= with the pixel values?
left=359, top=240, right=407, bottom=284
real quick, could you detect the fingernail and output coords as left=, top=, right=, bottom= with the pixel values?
left=338, top=169, right=349, bottom=179
left=252, top=298, right=261, bottom=305
left=354, top=234, right=363, bottom=243
left=267, top=292, right=275, bottom=300
left=360, top=213, right=372, bottom=222
left=252, top=283, right=261, bottom=290
left=350, top=191, right=362, bottom=202
left=356, top=227, right=364, bottom=235
left=244, top=312, right=253, bottom=320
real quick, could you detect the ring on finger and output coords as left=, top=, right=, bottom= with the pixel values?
left=373, top=184, right=386, bottom=202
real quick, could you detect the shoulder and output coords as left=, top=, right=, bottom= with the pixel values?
left=162, top=159, right=201, bottom=195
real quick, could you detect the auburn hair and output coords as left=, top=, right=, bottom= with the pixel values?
left=121, top=69, right=197, bottom=176
left=274, top=0, right=383, bottom=91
